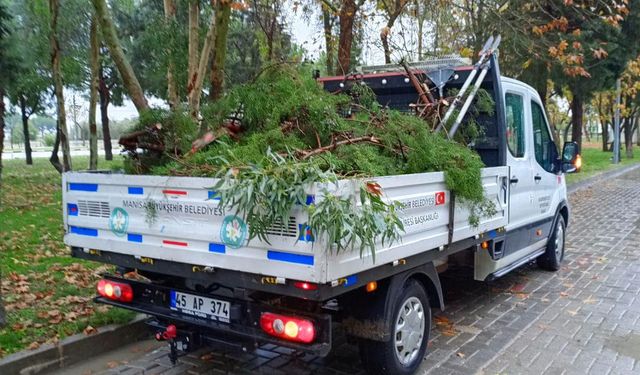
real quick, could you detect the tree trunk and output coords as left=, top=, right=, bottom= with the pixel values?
left=322, top=7, right=334, bottom=75
left=570, top=95, right=584, bottom=151
left=416, top=0, right=423, bottom=60
left=19, top=95, right=33, bottom=165
left=637, top=116, right=640, bottom=146
left=624, top=116, right=634, bottom=159
left=92, top=0, right=148, bottom=113
left=337, top=0, right=357, bottom=75
left=380, top=1, right=406, bottom=65
left=209, top=0, right=231, bottom=102
left=99, top=67, right=112, bottom=160
left=188, top=13, right=217, bottom=122
left=164, top=0, right=179, bottom=110
left=89, top=15, right=100, bottom=170
left=0, top=86, right=6, bottom=182
left=187, top=0, right=199, bottom=97
left=602, top=121, right=609, bottom=151
left=50, top=0, right=71, bottom=173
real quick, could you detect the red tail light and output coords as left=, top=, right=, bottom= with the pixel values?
left=97, top=279, right=134, bottom=302
left=293, top=281, right=318, bottom=291
left=260, top=312, right=316, bottom=344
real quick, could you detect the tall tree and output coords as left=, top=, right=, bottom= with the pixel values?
left=164, top=0, right=179, bottom=110
left=209, top=0, right=233, bottom=101
left=321, top=3, right=336, bottom=75
left=49, top=0, right=72, bottom=173
left=92, top=0, right=149, bottom=113
left=188, top=0, right=199, bottom=98
left=188, top=8, right=217, bottom=121
left=378, top=0, right=409, bottom=64
left=89, top=15, right=100, bottom=170
left=337, top=0, right=357, bottom=74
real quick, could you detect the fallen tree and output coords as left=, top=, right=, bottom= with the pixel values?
left=120, top=65, right=495, bottom=257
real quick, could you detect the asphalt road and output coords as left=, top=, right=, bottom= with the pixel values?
left=52, top=168, right=640, bottom=375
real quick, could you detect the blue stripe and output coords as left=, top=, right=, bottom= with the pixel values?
left=169, top=291, right=177, bottom=307
left=128, top=187, right=144, bottom=195
left=70, top=226, right=98, bottom=237
left=267, top=250, right=314, bottom=266
left=209, top=243, right=226, bottom=253
left=305, top=195, right=315, bottom=205
left=128, top=233, right=143, bottom=243
left=67, top=203, right=78, bottom=216
left=69, top=183, right=98, bottom=192
left=208, top=191, right=221, bottom=200
left=344, top=275, right=358, bottom=287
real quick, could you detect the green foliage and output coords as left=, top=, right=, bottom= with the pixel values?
left=42, top=133, right=56, bottom=147
left=138, top=66, right=495, bottom=257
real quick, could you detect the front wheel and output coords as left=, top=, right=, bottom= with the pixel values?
left=358, top=279, right=431, bottom=375
left=537, top=215, right=566, bottom=271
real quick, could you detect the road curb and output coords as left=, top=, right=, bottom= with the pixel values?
left=0, top=314, right=150, bottom=375
left=567, top=163, right=640, bottom=194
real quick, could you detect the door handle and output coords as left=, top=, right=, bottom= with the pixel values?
left=534, top=174, right=542, bottom=182
left=510, top=177, right=519, bottom=184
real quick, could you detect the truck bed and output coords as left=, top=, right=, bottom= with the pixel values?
left=63, top=167, right=509, bottom=284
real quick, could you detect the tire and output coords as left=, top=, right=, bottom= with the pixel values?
left=358, top=279, right=431, bottom=375
left=537, top=215, right=566, bottom=271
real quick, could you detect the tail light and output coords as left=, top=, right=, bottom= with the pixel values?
left=293, top=281, right=318, bottom=291
left=260, top=312, right=316, bottom=344
left=97, top=279, right=134, bottom=302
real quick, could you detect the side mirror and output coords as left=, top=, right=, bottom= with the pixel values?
left=561, top=141, right=581, bottom=173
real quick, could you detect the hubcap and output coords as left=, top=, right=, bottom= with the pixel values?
left=394, top=296, right=425, bottom=366
left=555, top=222, right=564, bottom=261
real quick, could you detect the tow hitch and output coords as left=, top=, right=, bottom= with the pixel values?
left=154, top=324, right=196, bottom=365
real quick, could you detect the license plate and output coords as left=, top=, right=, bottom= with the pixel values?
left=169, top=291, right=230, bottom=323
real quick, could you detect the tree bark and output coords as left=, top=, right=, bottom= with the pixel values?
left=49, top=0, right=71, bottom=173
left=570, top=94, right=584, bottom=151
left=322, top=7, right=334, bottom=75
left=89, top=15, right=100, bottom=170
left=19, top=95, right=33, bottom=165
left=187, top=0, right=199, bottom=97
left=337, top=0, right=357, bottom=75
left=188, top=13, right=217, bottom=122
left=0, top=86, right=6, bottom=182
left=624, top=115, right=634, bottom=158
left=380, top=0, right=407, bottom=64
left=164, top=0, right=179, bottom=110
left=99, top=66, right=113, bottom=160
left=209, top=0, right=231, bottom=102
left=92, top=0, right=148, bottom=113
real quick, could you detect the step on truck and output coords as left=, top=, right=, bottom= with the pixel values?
left=62, top=48, right=581, bottom=374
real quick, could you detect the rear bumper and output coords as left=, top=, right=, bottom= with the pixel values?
left=96, top=275, right=332, bottom=356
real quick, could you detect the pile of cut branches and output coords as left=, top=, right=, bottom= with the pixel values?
left=121, top=65, right=496, bottom=258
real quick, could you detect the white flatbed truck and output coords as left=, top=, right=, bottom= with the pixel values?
left=62, top=54, right=580, bottom=374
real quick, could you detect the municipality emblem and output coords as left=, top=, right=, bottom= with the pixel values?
left=220, top=215, right=247, bottom=249
left=109, top=207, right=129, bottom=237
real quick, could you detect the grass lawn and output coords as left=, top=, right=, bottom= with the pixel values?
left=0, top=156, right=135, bottom=357
left=566, top=145, right=640, bottom=185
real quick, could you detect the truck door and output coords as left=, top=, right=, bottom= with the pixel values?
left=504, top=88, right=537, bottom=234
left=529, top=98, right=560, bottom=233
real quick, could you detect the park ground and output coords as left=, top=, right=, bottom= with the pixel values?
left=0, top=144, right=638, bottom=359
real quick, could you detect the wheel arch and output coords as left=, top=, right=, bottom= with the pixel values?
left=339, top=262, right=444, bottom=342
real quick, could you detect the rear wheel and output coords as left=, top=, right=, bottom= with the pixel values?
left=537, top=215, right=565, bottom=271
left=358, top=279, right=431, bottom=375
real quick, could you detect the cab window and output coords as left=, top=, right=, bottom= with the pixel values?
left=505, top=93, right=525, bottom=157
left=531, top=101, right=555, bottom=172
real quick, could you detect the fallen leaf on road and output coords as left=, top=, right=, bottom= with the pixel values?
left=106, top=361, right=119, bottom=369
left=566, top=310, right=578, bottom=316
left=456, top=352, right=465, bottom=358
left=583, top=296, right=598, bottom=304
left=27, top=342, right=40, bottom=350
left=84, top=325, right=97, bottom=335
left=560, top=292, right=569, bottom=297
